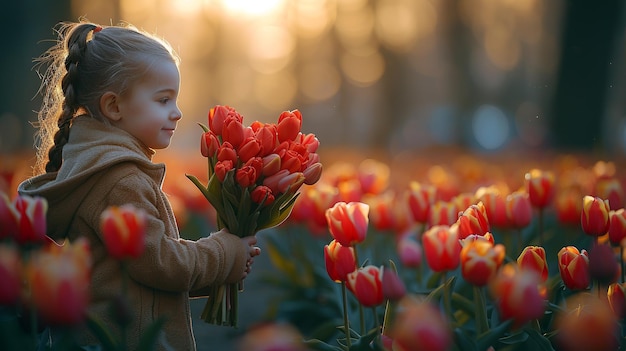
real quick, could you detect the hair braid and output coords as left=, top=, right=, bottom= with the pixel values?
left=42, top=23, right=98, bottom=173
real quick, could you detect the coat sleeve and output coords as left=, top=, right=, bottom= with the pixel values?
left=89, top=164, right=248, bottom=292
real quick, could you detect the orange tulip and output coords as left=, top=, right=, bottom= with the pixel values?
left=428, top=201, right=459, bottom=227
left=100, top=204, right=147, bottom=260
left=595, top=177, right=624, bottom=210
left=556, top=187, right=583, bottom=226
left=525, top=168, right=556, bottom=208
left=364, top=191, right=397, bottom=231
left=557, top=246, right=590, bottom=290
left=422, top=225, right=461, bottom=272
left=475, top=186, right=509, bottom=228
left=460, top=239, right=505, bottom=286
left=277, top=109, right=302, bottom=142
left=489, top=263, right=546, bottom=327
left=581, top=195, right=611, bottom=237
left=325, top=201, right=369, bottom=247
left=517, top=246, right=549, bottom=282
left=26, top=237, right=91, bottom=325
left=456, top=202, right=490, bottom=240
left=324, top=240, right=356, bottom=282
left=347, top=265, right=384, bottom=307
left=357, top=159, right=390, bottom=195
left=405, top=181, right=436, bottom=224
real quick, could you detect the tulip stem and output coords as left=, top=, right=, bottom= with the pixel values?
left=538, top=209, right=544, bottom=246
left=372, top=306, right=380, bottom=342
left=474, top=286, right=489, bottom=335
left=353, top=246, right=366, bottom=334
left=121, top=261, right=129, bottom=351
left=619, top=243, right=624, bottom=283
left=341, top=282, right=351, bottom=350
left=442, top=272, right=452, bottom=321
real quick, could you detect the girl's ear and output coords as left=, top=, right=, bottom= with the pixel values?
left=100, top=92, right=122, bottom=121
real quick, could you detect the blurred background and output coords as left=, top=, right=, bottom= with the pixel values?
left=2, top=0, right=626, bottom=161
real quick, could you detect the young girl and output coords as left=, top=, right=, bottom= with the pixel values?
left=18, top=20, right=260, bottom=350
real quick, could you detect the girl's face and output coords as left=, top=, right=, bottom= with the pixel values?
left=114, top=58, right=182, bottom=149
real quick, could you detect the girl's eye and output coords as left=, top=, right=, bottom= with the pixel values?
left=159, top=98, right=170, bottom=104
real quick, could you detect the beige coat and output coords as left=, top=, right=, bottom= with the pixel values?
left=18, top=116, right=248, bottom=350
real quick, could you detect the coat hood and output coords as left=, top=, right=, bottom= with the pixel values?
left=18, top=115, right=165, bottom=240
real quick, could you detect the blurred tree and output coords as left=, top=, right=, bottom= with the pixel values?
left=550, top=0, right=625, bottom=151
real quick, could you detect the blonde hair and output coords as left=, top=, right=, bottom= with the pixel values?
left=33, top=20, right=179, bottom=175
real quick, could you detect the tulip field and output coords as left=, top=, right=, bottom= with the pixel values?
left=2, top=147, right=626, bottom=350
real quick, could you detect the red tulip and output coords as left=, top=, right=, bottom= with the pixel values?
left=26, top=237, right=91, bottom=325
left=215, top=160, right=234, bottom=182
left=222, top=116, right=245, bottom=148
left=235, top=165, right=258, bottom=188
left=405, top=181, right=436, bottom=224
left=208, top=105, right=234, bottom=135
left=556, top=188, right=583, bottom=226
left=554, top=294, right=619, bottom=351
left=595, top=177, right=624, bottom=210
left=13, top=195, right=48, bottom=245
left=608, top=209, right=626, bottom=246
left=460, top=239, right=505, bottom=286
left=357, top=159, right=390, bottom=195
left=277, top=110, right=302, bottom=142
left=325, top=201, right=369, bottom=247
left=489, top=263, right=546, bottom=327
left=581, top=195, right=611, bottom=237
left=347, top=265, right=384, bottom=307
left=389, top=297, right=451, bottom=351
left=238, top=136, right=262, bottom=162
left=517, top=246, right=549, bottom=282
left=200, top=131, right=219, bottom=158
left=382, top=268, right=406, bottom=301
left=607, top=282, right=626, bottom=319
left=475, top=186, right=509, bottom=228
left=254, top=123, right=278, bottom=157
left=557, top=246, right=590, bottom=290
left=506, top=190, right=533, bottom=229
left=0, top=244, right=21, bottom=305
left=324, top=240, right=356, bottom=282
left=397, top=236, right=422, bottom=268
left=525, top=169, right=556, bottom=208
left=0, top=192, right=19, bottom=239
left=100, top=204, right=147, bottom=260
left=251, top=185, right=275, bottom=206
left=422, top=224, right=461, bottom=272
left=428, top=201, right=459, bottom=227
left=216, top=141, right=238, bottom=165
left=456, top=202, right=490, bottom=240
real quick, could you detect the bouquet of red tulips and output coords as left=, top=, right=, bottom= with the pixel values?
left=186, top=105, right=322, bottom=326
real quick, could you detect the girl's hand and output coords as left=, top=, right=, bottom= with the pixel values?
left=241, top=236, right=261, bottom=278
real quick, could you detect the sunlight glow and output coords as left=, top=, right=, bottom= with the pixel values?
left=221, top=0, right=284, bottom=16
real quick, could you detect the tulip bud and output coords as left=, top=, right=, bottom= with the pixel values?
left=389, top=297, right=451, bottom=351
left=347, top=265, right=384, bottom=307
left=100, top=204, right=147, bottom=260
left=608, top=282, right=626, bottom=319
left=0, top=192, right=19, bottom=239
left=200, top=131, right=219, bottom=158
left=557, top=246, right=590, bottom=290
left=525, top=169, right=556, bottom=208
left=456, top=202, right=490, bottom=240
left=303, top=162, right=322, bottom=185
left=382, top=268, right=406, bottom=301
left=405, top=181, right=436, bottom=224
left=262, top=154, right=282, bottom=177
left=506, top=190, right=533, bottom=229
left=460, top=239, right=505, bottom=286
left=517, top=246, right=549, bottom=282
left=324, top=239, right=356, bottom=282
left=588, top=243, right=618, bottom=286
left=581, top=195, right=611, bottom=237
left=277, top=109, right=302, bottom=142
left=422, top=225, right=461, bottom=272
left=397, top=237, right=422, bottom=268
left=238, top=136, right=262, bottom=162
left=251, top=185, right=275, bottom=206
left=325, top=201, right=369, bottom=247
left=609, top=209, right=626, bottom=246
left=13, top=195, right=48, bottom=245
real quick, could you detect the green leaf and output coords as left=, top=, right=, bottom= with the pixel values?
left=524, top=327, right=556, bottom=351
left=198, top=122, right=209, bottom=133
left=476, top=319, right=513, bottom=351
left=425, top=275, right=456, bottom=304
left=499, top=330, right=529, bottom=345
left=303, top=339, right=342, bottom=351
left=454, top=328, right=478, bottom=351
left=85, top=314, right=119, bottom=351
